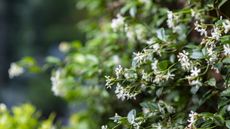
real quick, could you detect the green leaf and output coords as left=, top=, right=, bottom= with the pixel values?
left=156, top=87, right=163, bottom=97
left=157, top=60, right=169, bottom=71
left=218, top=0, right=228, bottom=9
left=226, top=120, right=230, bottom=129
left=221, top=88, right=230, bottom=97
left=127, top=109, right=136, bottom=124
left=129, top=6, right=137, bottom=17
left=156, top=28, right=166, bottom=41
left=190, top=50, right=204, bottom=59
left=202, top=47, right=208, bottom=56
left=223, top=57, right=230, bottom=64
left=220, top=35, right=230, bottom=44
left=71, top=40, right=82, bottom=49
left=185, top=44, right=200, bottom=49
left=20, top=56, right=36, bottom=66
left=45, top=56, right=61, bottom=64
left=206, top=78, right=216, bottom=87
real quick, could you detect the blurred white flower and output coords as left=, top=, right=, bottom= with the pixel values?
left=115, top=65, right=123, bottom=79
left=135, top=25, right=146, bottom=41
left=146, top=38, right=154, bottom=45
left=101, top=125, right=108, bottom=129
left=165, top=71, right=175, bottom=80
left=157, top=123, right=162, bottom=129
left=194, top=21, right=207, bottom=37
left=115, top=83, right=136, bottom=101
left=141, top=70, right=151, bottom=81
left=59, top=42, right=70, bottom=53
left=190, top=79, right=202, bottom=86
left=125, top=26, right=136, bottom=41
left=151, top=60, right=158, bottom=72
left=0, top=103, right=6, bottom=112
left=223, top=19, right=230, bottom=33
left=223, top=44, right=230, bottom=56
left=139, top=0, right=151, bottom=4
left=187, top=111, right=198, bottom=129
left=133, top=50, right=152, bottom=67
left=191, top=9, right=201, bottom=20
left=113, top=113, right=121, bottom=123
left=105, top=76, right=113, bottom=89
left=111, top=55, right=121, bottom=65
left=177, top=50, right=191, bottom=71
left=51, top=69, right=66, bottom=96
left=206, top=46, right=218, bottom=64
left=167, top=11, right=175, bottom=28
left=190, top=67, right=201, bottom=77
left=8, top=63, right=24, bottom=79
left=227, top=105, right=230, bottom=112
left=151, top=43, right=160, bottom=52
left=211, top=27, right=222, bottom=40
left=111, top=14, right=125, bottom=31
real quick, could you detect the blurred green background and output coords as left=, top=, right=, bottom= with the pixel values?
left=0, top=0, right=84, bottom=120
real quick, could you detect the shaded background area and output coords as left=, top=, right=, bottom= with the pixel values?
left=0, top=0, right=84, bottom=119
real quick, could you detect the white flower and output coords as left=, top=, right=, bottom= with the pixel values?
left=211, top=27, right=222, bottom=40
left=151, top=43, right=160, bottom=52
left=194, top=21, right=207, bottom=37
left=190, top=79, right=202, bottom=86
left=125, top=26, right=136, bottom=41
left=59, top=42, right=70, bottom=53
left=111, top=14, right=125, bottom=31
left=105, top=76, right=113, bottom=89
left=165, top=71, right=175, bottom=80
left=146, top=38, right=154, bottom=45
left=115, top=83, right=136, bottom=101
left=124, top=69, right=138, bottom=80
left=142, top=108, right=150, bottom=115
left=133, top=50, right=152, bottom=67
left=113, top=113, right=121, bottom=123
left=51, top=69, right=66, bottom=96
left=153, top=71, right=174, bottom=84
left=152, top=43, right=161, bottom=56
left=101, top=125, right=108, bottom=129
left=115, top=65, right=123, bottom=79
left=223, top=19, right=230, bottom=33
left=177, top=50, right=191, bottom=71
left=0, top=103, right=7, bottom=112
left=135, top=25, right=146, bottom=41
left=139, top=0, right=151, bottom=4
left=167, top=10, right=182, bottom=33
left=133, top=52, right=144, bottom=65
left=167, top=10, right=175, bottom=28
left=151, top=60, right=158, bottom=72
left=191, top=9, right=202, bottom=21
left=111, top=55, right=120, bottom=65
left=8, top=63, right=24, bottom=79
left=206, top=46, right=218, bottom=64
left=207, top=46, right=214, bottom=56
left=227, top=105, right=230, bottom=112
left=187, top=111, right=198, bottom=128
left=223, top=44, right=230, bottom=56
left=153, top=74, right=164, bottom=84
left=141, top=70, right=151, bottom=81
left=190, top=67, right=201, bottom=77
left=157, top=123, right=162, bottom=129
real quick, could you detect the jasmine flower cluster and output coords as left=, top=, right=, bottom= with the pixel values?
left=8, top=63, right=24, bottom=79
left=111, top=14, right=125, bottom=31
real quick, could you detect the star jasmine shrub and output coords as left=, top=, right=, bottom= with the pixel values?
left=105, top=0, right=230, bottom=128
left=7, top=0, right=230, bottom=129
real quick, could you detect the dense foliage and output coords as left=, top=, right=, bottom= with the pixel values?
left=6, top=0, right=230, bottom=129
left=0, top=103, right=55, bottom=129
